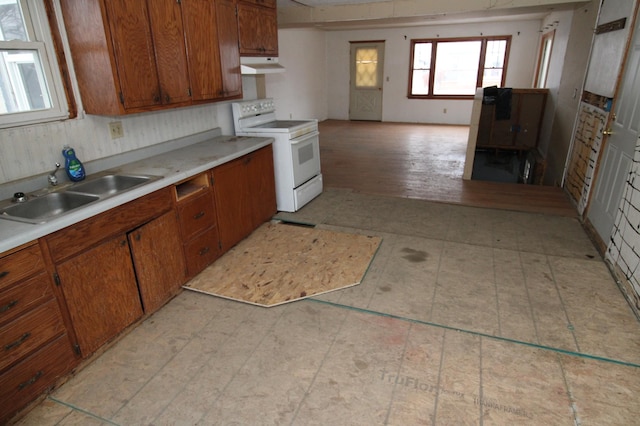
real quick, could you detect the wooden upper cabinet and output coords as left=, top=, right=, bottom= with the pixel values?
left=103, top=0, right=162, bottom=110
left=147, top=0, right=192, bottom=105
left=216, top=0, right=243, bottom=98
left=60, top=0, right=242, bottom=115
left=238, top=0, right=278, bottom=56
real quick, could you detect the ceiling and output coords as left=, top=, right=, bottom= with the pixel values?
left=275, top=0, right=587, bottom=30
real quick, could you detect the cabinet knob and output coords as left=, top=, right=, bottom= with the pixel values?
left=0, top=271, right=8, bottom=279
left=193, top=211, right=205, bottom=220
left=199, top=247, right=210, bottom=256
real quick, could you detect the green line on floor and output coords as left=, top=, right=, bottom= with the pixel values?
left=47, top=396, right=120, bottom=425
left=309, top=298, right=640, bottom=369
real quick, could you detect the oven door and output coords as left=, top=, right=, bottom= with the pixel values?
left=291, top=131, right=321, bottom=187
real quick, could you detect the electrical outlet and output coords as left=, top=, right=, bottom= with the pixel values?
left=109, top=121, right=124, bottom=139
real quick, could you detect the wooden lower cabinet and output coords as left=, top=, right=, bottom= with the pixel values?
left=175, top=184, right=221, bottom=278
left=129, top=211, right=186, bottom=313
left=0, top=242, right=77, bottom=424
left=47, top=188, right=186, bottom=358
left=56, top=235, right=143, bottom=357
left=0, top=335, right=76, bottom=424
left=213, top=145, right=276, bottom=250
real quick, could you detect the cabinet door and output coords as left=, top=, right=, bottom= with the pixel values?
left=216, top=0, right=243, bottom=98
left=213, top=147, right=277, bottom=251
left=104, top=0, right=161, bottom=109
left=182, top=0, right=224, bottom=100
left=57, top=236, right=143, bottom=357
left=148, top=0, right=192, bottom=104
left=515, top=92, right=546, bottom=149
left=238, top=3, right=278, bottom=56
left=248, top=145, right=277, bottom=227
left=213, top=157, right=253, bottom=250
left=129, top=212, right=186, bottom=313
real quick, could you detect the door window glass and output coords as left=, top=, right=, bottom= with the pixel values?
left=355, top=47, right=378, bottom=88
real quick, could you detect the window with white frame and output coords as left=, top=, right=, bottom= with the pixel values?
left=408, top=36, right=511, bottom=99
left=0, top=0, right=68, bottom=128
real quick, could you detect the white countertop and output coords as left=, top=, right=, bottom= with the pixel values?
left=0, top=133, right=273, bottom=254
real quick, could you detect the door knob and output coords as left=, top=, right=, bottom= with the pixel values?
left=603, top=129, right=613, bottom=135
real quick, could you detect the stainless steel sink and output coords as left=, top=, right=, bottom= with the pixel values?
left=0, top=192, right=99, bottom=224
left=0, top=173, right=163, bottom=224
left=70, top=174, right=155, bottom=197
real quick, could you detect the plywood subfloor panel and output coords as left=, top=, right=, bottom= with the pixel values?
left=183, top=222, right=381, bottom=307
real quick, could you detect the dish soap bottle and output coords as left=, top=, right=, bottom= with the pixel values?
left=62, top=145, right=86, bottom=182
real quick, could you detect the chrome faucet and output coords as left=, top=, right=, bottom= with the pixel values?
left=48, top=163, right=61, bottom=186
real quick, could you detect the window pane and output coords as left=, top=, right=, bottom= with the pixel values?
left=413, top=42, right=431, bottom=69
left=482, top=69, right=503, bottom=88
left=485, top=40, right=506, bottom=69
left=434, top=41, right=481, bottom=95
left=0, top=0, right=28, bottom=41
left=355, top=47, right=378, bottom=88
left=0, top=49, right=52, bottom=114
left=411, top=70, right=430, bottom=95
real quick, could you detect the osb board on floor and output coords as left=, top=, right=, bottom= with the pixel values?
left=183, top=222, right=382, bottom=307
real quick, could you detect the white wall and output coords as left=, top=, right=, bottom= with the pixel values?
left=0, top=101, right=239, bottom=186
left=542, top=2, right=599, bottom=185
left=263, top=29, right=328, bottom=121
left=325, top=19, right=542, bottom=125
left=536, top=10, right=575, bottom=159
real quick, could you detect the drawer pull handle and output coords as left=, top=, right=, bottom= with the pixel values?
left=5, top=332, right=31, bottom=351
left=193, top=211, right=205, bottom=220
left=199, top=247, right=210, bottom=256
left=18, top=370, right=43, bottom=390
left=0, top=271, right=8, bottom=279
left=0, top=300, right=18, bottom=313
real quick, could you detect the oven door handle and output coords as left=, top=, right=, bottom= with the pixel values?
left=290, top=131, right=319, bottom=145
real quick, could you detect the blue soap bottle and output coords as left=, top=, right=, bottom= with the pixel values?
left=62, top=145, right=86, bottom=182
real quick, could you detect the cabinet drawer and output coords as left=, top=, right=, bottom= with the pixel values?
left=178, top=191, right=216, bottom=241
left=0, top=273, right=54, bottom=326
left=0, top=334, right=76, bottom=425
left=0, top=300, right=66, bottom=372
left=184, top=227, right=220, bottom=277
left=0, top=244, right=44, bottom=292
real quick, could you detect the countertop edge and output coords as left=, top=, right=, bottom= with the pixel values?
left=0, top=135, right=274, bottom=254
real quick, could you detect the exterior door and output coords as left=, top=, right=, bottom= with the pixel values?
left=349, top=41, right=384, bottom=121
left=588, top=9, right=640, bottom=242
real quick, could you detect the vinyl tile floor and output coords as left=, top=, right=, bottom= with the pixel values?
left=15, top=189, right=640, bottom=425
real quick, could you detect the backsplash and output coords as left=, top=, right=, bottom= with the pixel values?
left=0, top=102, right=236, bottom=188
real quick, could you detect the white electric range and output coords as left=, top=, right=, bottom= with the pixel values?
left=231, top=99, right=323, bottom=212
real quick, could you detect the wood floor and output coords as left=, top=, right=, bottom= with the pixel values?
left=318, top=119, right=577, bottom=217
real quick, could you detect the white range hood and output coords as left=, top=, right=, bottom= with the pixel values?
left=240, top=57, right=285, bottom=74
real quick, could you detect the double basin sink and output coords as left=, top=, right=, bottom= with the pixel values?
left=0, top=174, right=162, bottom=224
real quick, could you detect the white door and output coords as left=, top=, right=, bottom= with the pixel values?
left=588, top=10, right=640, bottom=242
left=349, top=41, right=384, bottom=121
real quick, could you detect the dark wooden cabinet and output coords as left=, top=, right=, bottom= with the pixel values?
left=45, top=188, right=185, bottom=357
left=129, top=211, right=186, bottom=313
left=56, top=235, right=143, bottom=356
left=213, top=145, right=276, bottom=250
left=238, top=0, right=278, bottom=56
left=175, top=173, right=222, bottom=278
left=476, top=89, right=548, bottom=150
left=216, top=0, right=243, bottom=98
left=0, top=242, right=76, bottom=424
left=60, top=0, right=242, bottom=115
